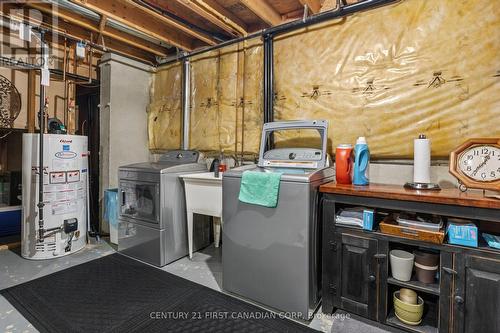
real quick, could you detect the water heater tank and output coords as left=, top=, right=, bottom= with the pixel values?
left=22, top=134, right=88, bottom=259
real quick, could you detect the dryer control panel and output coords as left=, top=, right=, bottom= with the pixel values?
left=159, top=150, right=199, bottom=163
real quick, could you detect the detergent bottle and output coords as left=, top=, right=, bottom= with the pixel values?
left=353, top=137, right=370, bottom=186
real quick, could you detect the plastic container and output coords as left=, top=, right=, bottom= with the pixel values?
left=335, top=144, right=353, bottom=184
left=396, top=214, right=443, bottom=232
left=104, top=188, right=119, bottom=244
left=390, top=249, right=415, bottom=281
left=353, top=137, right=370, bottom=186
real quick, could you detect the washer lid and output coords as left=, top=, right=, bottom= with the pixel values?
left=119, top=150, right=201, bottom=173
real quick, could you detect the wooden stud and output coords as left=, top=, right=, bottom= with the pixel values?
left=27, top=70, right=36, bottom=133
left=239, top=0, right=282, bottom=26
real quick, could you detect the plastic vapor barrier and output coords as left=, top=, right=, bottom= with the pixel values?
left=148, top=62, right=183, bottom=151
left=189, top=39, right=263, bottom=156
left=274, top=0, right=500, bottom=158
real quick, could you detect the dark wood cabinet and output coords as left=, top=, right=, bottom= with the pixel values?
left=331, top=232, right=381, bottom=320
left=320, top=184, right=500, bottom=333
left=453, top=254, right=500, bottom=333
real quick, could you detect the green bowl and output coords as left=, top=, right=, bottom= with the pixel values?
left=394, top=291, right=424, bottom=324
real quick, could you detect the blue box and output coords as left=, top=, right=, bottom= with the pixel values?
left=0, top=206, right=22, bottom=237
left=447, top=221, right=478, bottom=247
left=363, top=209, right=375, bottom=231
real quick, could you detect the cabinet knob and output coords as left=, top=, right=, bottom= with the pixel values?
left=368, top=275, right=376, bottom=282
left=455, top=296, right=464, bottom=304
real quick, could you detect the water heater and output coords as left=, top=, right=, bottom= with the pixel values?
left=22, top=133, right=88, bottom=259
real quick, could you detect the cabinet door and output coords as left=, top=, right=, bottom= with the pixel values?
left=333, top=232, right=379, bottom=320
left=454, top=254, right=500, bottom=333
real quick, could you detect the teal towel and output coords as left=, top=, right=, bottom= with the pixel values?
left=239, top=171, right=282, bottom=208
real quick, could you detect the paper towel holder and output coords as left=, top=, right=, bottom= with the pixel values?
left=404, top=134, right=441, bottom=191
left=404, top=182, right=441, bottom=191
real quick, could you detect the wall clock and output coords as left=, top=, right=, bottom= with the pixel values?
left=449, top=138, right=500, bottom=191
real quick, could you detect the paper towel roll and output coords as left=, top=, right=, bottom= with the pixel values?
left=414, top=137, right=431, bottom=183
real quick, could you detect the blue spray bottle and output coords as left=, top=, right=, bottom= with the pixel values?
left=353, top=137, right=370, bottom=185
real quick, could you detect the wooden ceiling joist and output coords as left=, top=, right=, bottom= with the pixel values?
left=27, top=3, right=169, bottom=57
left=176, top=0, right=248, bottom=36
left=70, top=0, right=196, bottom=51
left=299, top=0, right=322, bottom=14
left=121, top=0, right=218, bottom=46
left=55, top=19, right=157, bottom=64
left=1, top=6, right=156, bottom=64
left=239, top=0, right=282, bottom=26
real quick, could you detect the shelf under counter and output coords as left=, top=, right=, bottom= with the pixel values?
left=386, top=309, right=438, bottom=333
left=387, top=276, right=440, bottom=296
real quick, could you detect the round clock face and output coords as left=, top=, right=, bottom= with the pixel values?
left=458, top=145, right=500, bottom=182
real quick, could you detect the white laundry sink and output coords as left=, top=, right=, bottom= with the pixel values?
left=180, top=172, right=223, bottom=258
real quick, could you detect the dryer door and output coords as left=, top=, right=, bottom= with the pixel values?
left=119, top=179, right=160, bottom=225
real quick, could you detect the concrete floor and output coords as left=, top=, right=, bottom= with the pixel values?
left=0, top=240, right=389, bottom=333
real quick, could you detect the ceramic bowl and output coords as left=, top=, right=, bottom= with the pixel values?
left=394, top=291, right=424, bottom=325
left=390, top=250, right=415, bottom=281
left=399, top=288, right=417, bottom=305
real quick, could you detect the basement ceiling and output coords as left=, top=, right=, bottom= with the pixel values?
left=0, top=0, right=349, bottom=65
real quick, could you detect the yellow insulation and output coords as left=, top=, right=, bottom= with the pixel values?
left=189, top=39, right=263, bottom=155
left=149, top=0, right=499, bottom=159
left=148, top=62, right=182, bottom=151
left=274, top=0, right=500, bottom=158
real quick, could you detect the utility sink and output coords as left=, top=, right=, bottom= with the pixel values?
left=180, top=172, right=223, bottom=259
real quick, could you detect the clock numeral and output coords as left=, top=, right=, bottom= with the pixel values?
left=467, top=166, right=472, bottom=172
left=481, top=148, right=489, bottom=155
left=473, top=150, right=480, bottom=156
left=491, top=171, right=496, bottom=178
left=467, top=155, right=473, bottom=160
left=481, top=172, right=487, bottom=179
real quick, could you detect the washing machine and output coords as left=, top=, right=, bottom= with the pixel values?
left=222, top=120, right=334, bottom=320
left=118, top=150, right=211, bottom=266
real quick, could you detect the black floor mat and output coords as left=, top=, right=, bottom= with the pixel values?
left=1, top=253, right=318, bottom=333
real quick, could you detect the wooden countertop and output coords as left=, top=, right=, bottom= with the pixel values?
left=320, top=183, right=500, bottom=209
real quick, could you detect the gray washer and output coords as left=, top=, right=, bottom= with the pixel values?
left=118, top=150, right=211, bottom=267
left=222, top=166, right=333, bottom=319
left=222, top=120, right=333, bottom=320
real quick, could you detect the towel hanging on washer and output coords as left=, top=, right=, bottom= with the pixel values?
left=238, top=171, right=282, bottom=208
